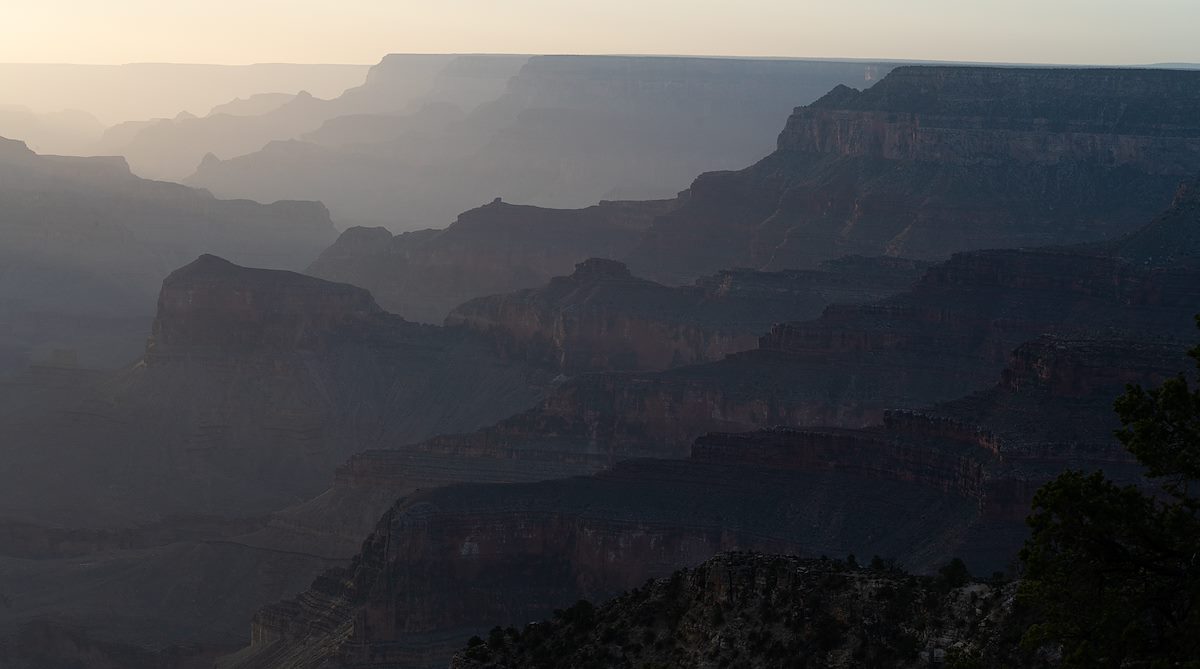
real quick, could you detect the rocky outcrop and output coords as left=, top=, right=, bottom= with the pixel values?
left=445, top=256, right=926, bottom=373
left=450, top=553, right=1031, bottom=669
left=149, top=254, right=382, bottom=353
left=0, top=138, right=338, bottom=372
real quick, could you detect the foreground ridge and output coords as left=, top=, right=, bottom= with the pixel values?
left=449, top=551, right=1036, bottom=669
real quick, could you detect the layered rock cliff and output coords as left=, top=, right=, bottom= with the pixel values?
left=188, top=56, right=896, bottom=229
left=630, top=66, right=1200, bottom=281
left=225, top=332, right=1183, bottom=669
left=284, top=191, right=1200, bottom=566
left=222, top=185, right=1200, bottom=667
left=446, top=256, right=926, bottom=373
left=307, top=65, right=1200, bottom=321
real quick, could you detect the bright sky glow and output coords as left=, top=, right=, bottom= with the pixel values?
left=1, top=0, right=1196, bottom=66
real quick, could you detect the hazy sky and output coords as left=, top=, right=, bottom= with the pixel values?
left=3, top=0, right=1197, bottom=66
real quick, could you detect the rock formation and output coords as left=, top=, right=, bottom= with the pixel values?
left=96, top=55, right=522, bottom=181
left=188, top=56, right=897, bottom=229
left=0, top=137, right=338, bottom=372
left=307, top=199, right=677, bottom=323
left=220, top=184, right=1200, bottom=667
left=0, top=253, right=557, bottom=667
left=224, top=334, right=1183, bottom=669
left=446, top=256, right=927, bottom=373
left=0, top=254, right=551, bottom=528
left=308, top=65, right=1200, bottom=322
left=449, top=552, right=1031, bottom=669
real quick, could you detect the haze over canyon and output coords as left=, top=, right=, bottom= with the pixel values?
left=1, top=4, right=1199, bottom=668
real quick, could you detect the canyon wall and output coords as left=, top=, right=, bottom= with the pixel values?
left=310, top=66, right=1200, bottom=322
left=446, top=256, right=926, bottom=373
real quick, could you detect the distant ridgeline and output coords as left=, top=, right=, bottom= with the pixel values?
left=308, top=65, right=1200, bottom=324
left=0, top=136, right=336, bottom=372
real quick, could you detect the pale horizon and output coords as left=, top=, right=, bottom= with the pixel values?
left=3, top=0, right=1198, bottom=67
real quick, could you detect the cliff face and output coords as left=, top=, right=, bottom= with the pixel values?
left=450, top=553, right=1029, bottom=669
left=0, top=138, right=338, bottom=372
left=445, top=256, right=926, bottom=373
left=223, top=189, right=1200, bottom=667
left=0, top=254, right=558, bottom=667
left=630, top=66, right=1200, bottom=281
left=0, top=255, right=550, bottom=529
left=305, top=65, right=1200, bottom=320
left=1113, top=178, right=1200, bottom=266
left=150, top=254, right=382, bottom=352
left=188, top=56, right=895, bottom=230
left=290, top=199, right=1200, bottom=563
left=224, top=334, right=1183, bottom=669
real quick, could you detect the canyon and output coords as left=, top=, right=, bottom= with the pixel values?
left=187, top=56, right=899, bottom=229
left=0, top=137, right=337, bottom=372
left=445, top=255, right=927, bottom=374
left=310, top=65, right=1200, bottom=325
left=217, top=179, right=1200, bottom=668
left=2, top=63, right=1199, bottom=669
left=225, top=332, right=1186, bottom=668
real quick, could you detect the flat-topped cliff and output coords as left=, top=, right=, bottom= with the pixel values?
left=0, top=255, right=551, bottom=528
left=150, top=254, right=383, bottom=353
left=633, top=66, right=1200, bottom=280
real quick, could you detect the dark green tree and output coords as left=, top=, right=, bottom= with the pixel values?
left=1019, top=317, right=1200, bottom=668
